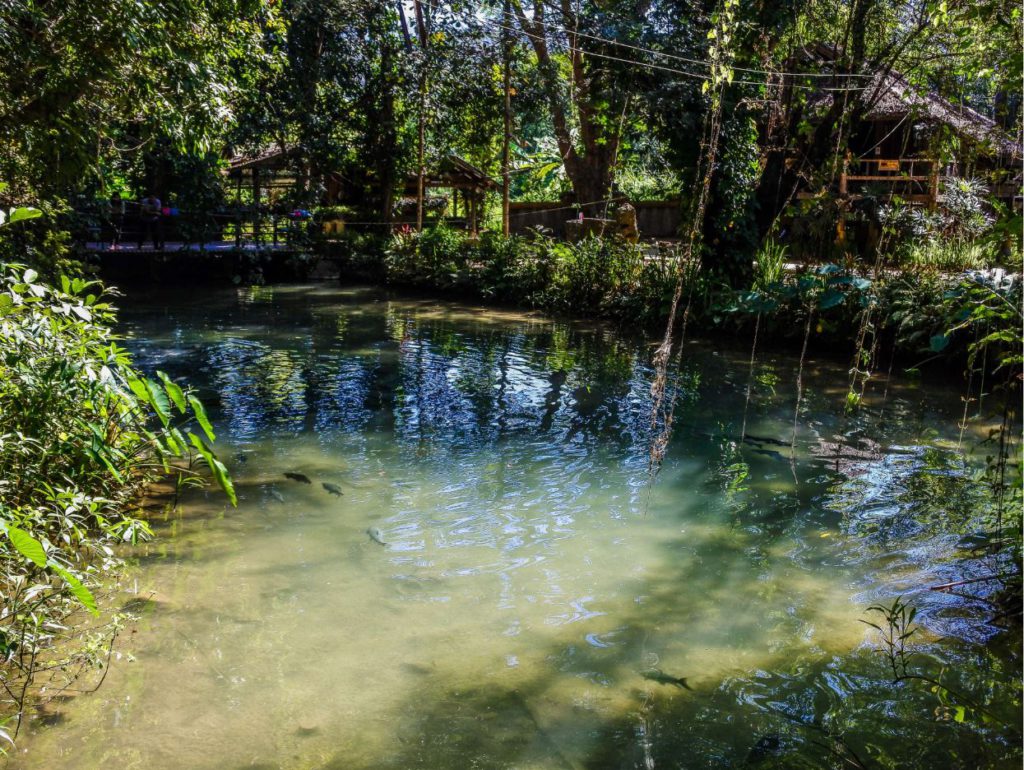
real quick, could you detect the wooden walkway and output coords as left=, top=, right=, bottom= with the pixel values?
left=82, top=240, right=299, bottom=254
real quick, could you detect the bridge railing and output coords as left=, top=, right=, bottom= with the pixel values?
left=75, top=204, right=316, bottom=251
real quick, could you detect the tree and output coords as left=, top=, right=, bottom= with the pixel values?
left=509, top=0, right=639, bottom=214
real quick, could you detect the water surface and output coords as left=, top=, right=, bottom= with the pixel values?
left=8, top=284, right=1018, bottom=769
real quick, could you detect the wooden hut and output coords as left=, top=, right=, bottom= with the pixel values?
left=402, top=155, right=498, bottom=233
left=797, top=54, right=1021, bottom=208
left=225, top=145, right=303, bottom=208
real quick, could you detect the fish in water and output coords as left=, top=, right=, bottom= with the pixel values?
left=746, top=733, right=782, bottom=763
left=233, top=452, right=248, bottom=464
left=322, top=482, right=344, bottom=496
left=366, top=527, right=387, bottom=546
left=284, top=472, right=312, bottom=484
left=640, top=668, right=692, bottom=690
left=750, top=447, right=787, bottom=462
left=743, top=433, right=789, bottom=448
left=269, top=488, right=285, bottom=504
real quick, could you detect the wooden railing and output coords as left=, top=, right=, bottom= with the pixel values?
left=75, top=205, right=316, bottom=251
left=844, top=158, right=935, bottom=181
left=839, top=158, right=940, bottom=205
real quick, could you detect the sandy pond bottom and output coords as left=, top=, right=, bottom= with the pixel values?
left=6, top=284, right=1016, bottom=769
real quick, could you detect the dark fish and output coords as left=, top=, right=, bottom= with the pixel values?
left=958, top=530, right=1001, bottom=551
left=322, top=482, right=343, bottom=496
left=743, top=433, right=789, bottom=447
left=366, top=527, right=387, bottom=546
left=750, top=448, right=787, bottom=462
left=746, top=733, right=782, bottom=763
left=640, top=668, right=692, bottom=690
left=233, top=452, right=248, bottom=464
left=284, top=472, right=312, bottom=484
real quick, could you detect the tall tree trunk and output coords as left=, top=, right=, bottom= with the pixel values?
left=413, top=0, right=429, bottom=231
left=510, top=0, right=620, bottom=214
left=377, top=22, right=397, bottom=225
left=501, top=0, right=512, bottom=236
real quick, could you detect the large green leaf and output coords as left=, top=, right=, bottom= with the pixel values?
left=7, top=526, right=47, bottom=567
left=144, top=378, right=171, bottom=426
left=819, top=289, right=846, bottom=310
left=51, top=566, right=99, bottom=616
left=188, top=433, right=236, bottom=506
left=8, top=207, right=42, bottom=225
left=188, top=395, right=216, bottom=442
left=127, top=376, right=151, bottom=404
left=157, top=370, right=187, bottom=413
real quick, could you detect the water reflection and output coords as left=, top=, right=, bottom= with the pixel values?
left=9, top=284, right=1018, bottom=770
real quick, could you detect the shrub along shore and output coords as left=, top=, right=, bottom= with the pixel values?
left=0, top=260, right=234, bottom=743
left=326, top=225, right=1022, bottom=382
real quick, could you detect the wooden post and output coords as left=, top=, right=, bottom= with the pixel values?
left=252, top=167, right=261, bottom=243
left=413, top=0, right=428, bottom=232
left=501, top=0, right=512, bottom=237
left=235, top=173, right=243, bottom=247
left=928, top=160, right=939, bottom=211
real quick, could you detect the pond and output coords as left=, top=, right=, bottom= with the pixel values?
left=7, top=284, right=1019, bottom=769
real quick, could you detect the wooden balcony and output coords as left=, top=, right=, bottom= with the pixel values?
left=839, top=157, right=940, bottom=206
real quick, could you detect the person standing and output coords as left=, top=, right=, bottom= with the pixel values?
left=138, top=192, right=163, bottom=250
left=109, top=191, right=125, bottom=249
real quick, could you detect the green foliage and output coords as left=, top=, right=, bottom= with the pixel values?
left=0, top=260, right=232, bottom=729
left=0, top=199, right=77, bottom=282
left=0, top=0, right=274, bottom=197
left=547, top=236, right=646, bottom=313
left=861, top=596, right=1017, bottom=731
left=879, top=182, right=1004, bottom=273
left=476, top=231, right=556, bottom=303
left=379, top=225, right=682, bottom=324
left=385, top=223, right=474, bottom=288
left=862, top=596, right=919, bottom=680
left=612, top=165, right=683, bottom=201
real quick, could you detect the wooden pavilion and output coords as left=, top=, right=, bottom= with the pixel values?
left=402, top=154, right=498, bottom=233
left=795, top=49, right=1021, bottom=208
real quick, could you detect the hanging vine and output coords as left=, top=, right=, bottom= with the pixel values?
left=648, top=0, right=738, bottom=477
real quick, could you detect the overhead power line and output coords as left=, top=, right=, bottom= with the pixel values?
left=472, top=11, right=867, bottom=93
left=526, top=0, right=872, bottom=80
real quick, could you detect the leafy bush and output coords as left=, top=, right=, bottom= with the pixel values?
left=879, top=179, right=998, bottom=272
left=900, top=237, right=991, bottom=272
left=0, top=199, right=78, bottom=282
left=476, top=230, right=554, bottom=304
left=384, top=222, right=472, bottom=288
left=614, top=165, right=684, bottom=201
left=547, top=236, right=645, bottom=313
left=0, top=262, right=233, bottom=737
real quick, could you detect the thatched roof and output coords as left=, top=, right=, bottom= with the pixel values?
left=404, top=154, right=498, bottom=192
left=226, top=145, right=299, bottom=173
left=804, top=56, right=1020, bottom=159
left=860, top=71, right=1019, bottom=157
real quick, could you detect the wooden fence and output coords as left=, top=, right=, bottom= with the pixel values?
left=509, top=200, right=682, bottom=239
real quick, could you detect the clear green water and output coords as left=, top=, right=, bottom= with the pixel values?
left=7, top=285, right=1019, bottom=769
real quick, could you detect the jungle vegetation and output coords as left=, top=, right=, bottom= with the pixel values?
left=0, top=0, right=1021, bottom=756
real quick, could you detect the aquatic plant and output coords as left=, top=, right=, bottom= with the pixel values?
left=862, top=597, right=1016, bottom=730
